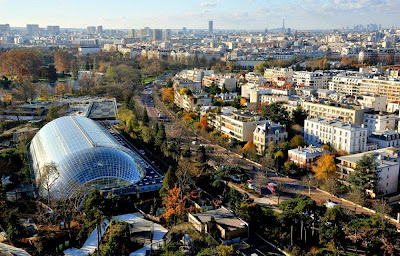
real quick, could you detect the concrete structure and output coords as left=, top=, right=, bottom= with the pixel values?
left=337, top=147, right=400, bottom=197
left=304, top=118, right=368, bottom=153
left=153, top=29, right=162, bottom=41
left=209, top=21, right=213, bottom=34
left=369, top=130, right=400, bottom=149
left=357, top=95, right=387, bottom=112
left=174, top=91, right=212, bottom=112
left=328, top=76, right=362, bottom=95
left=253, top=121, right=288, bottom=154
left=301, top=101, right=369, bottom=125
left=363, top=111, right=396, bottom=136
left=359, top=78, right=400, bottom=102
left=26, top=24, right=39, bottom=36
left=78, top=46, right=101, bottom=55
left=288, top=146, right=328, bottom=168
left=173, top=79, right=202, bottom=92
left=188, top=207, right=248, bottom=243
left=264, top=67, right=294, bottom=82
left=217, top=110, right=266, bottom=142
left=293, top=71, right=330, bottom=89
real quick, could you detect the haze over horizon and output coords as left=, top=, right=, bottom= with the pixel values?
left=0, top=0, right=399, bottom=30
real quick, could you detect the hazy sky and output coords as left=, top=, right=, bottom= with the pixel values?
left=0, top=0, right=399, bottom=30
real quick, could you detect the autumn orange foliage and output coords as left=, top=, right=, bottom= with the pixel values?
left=161, top=87, right=174, bottom=103
left=312, top=153, right=337, bottom=181
left=242, top=140, right=256, bottom=153
left=163, top=184, right=188, bottom=223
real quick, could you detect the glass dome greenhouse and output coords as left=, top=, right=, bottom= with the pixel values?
left=29, top=116, right=145, bottom=197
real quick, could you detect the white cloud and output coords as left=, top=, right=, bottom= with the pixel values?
left=199, top=2, right=217, bottom=7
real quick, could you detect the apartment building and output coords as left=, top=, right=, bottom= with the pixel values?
left=360, top=78, right=400, bottom=102
left=253, top=121, right=288, bottom=154
left=337, top=147, right=400, bottom=197
left=202, top=75, right=237, bottom=92
left=356, top=95, right=387, bottom=112
left=216, top=110, right=266, bottom=142
left=264, top=67, right=294, bottom=82
left=301, top=101, right=369, bottom=125
left=292, top=71, right=330, bottom=89
left=328, top=76, right=362, bottom=95
left=304, top=118, right=367, bottom=153
left=174, top=91, right=212, bottom=112
left=363, top=111, right=397, bottom=136
left=288, top=146, right=328, bottom=168
left=369, top=130, right=400, bottom=149
left=173, top=79, right=202, bottom=92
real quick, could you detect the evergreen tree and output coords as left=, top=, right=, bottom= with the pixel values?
left=348, top=154, right=379, bottom=198
left=160, top=166, right=177, bottom=196
left=291, top=106, right=308, bottom=126
left=141, top=108, right=149, bottom=125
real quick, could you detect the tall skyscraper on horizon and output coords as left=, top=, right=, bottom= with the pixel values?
left=209, top=20, right=213, bottom=34
left=0, top=24, right=10, bottom=33
left=96, top=26, right=103, bottom=34
left=26, top=24, right=39, bottom=36
left=153, top=29, right=162, bottom=41
left=127, top=29, right=135, bottom=38
left=87, top=26, right=96, bottom=34
left=47, top=25, right=60, bottom=35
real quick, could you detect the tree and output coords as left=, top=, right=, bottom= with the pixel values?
left=261, top=102, right=291, bottom=127
left=142, top=108, right=149, bottom=125
left=196, top=145, right=207, bottom=164
left=290, top=135, right=304, bottom=148
left=301, top=173, right=317, bottom=195
left=221, top=84, right=228, bottom=93
left=37, top=162, right=59, bottom=205
left=47, top=105, right=58, bottom=120
left=254, top=171, right=268, bottom=188
left=347, top=215, right=397, bottom=256
left=163, top=184, right=187, bottom=225
left=242, top=140, right=256, bottom=154
left=161, top=87, right=174, bottom=103
left=254, top=62, right=265, bottom=73
left=319, top=207, right=347, bottom=252
left=160, top=167, right=177, bottom=196
left=311, top=153, right=337, bottom=182
left=0, top=49, right=42, bottom=80
left=372, top=198, right=391, bottom=221
left=291, top=106, right=308, bottom=126
left=6, top=209, right=26, bottom=245
left=216, top=245, right=233, bottom=256
left=348, top=154, right=379, bottom=198
left=54, top=51, right=70, bottom=74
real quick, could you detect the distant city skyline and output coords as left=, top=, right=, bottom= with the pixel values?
left=0, top=0, right=399, bottom=30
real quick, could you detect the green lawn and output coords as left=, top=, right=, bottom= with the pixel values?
left=142, top=76, right=157, bottom=84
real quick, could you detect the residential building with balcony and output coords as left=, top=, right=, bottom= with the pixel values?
left=369, top=130, right=400, bottom=149
left=363, top=111, right=397, bottom=136
left=217, top=110, right=266, bottom=142
left=336, top=147, right=400, bottom=197
left=292, top=71, right=331, bottom=89
left=328, top=75, right=362, bottom=95
left=301, top=101, right=369, bottom=125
